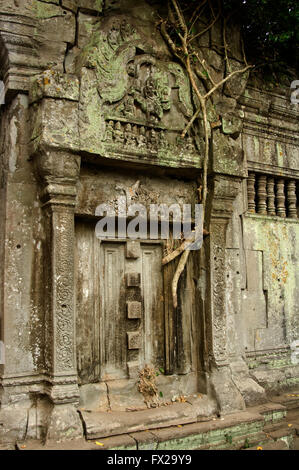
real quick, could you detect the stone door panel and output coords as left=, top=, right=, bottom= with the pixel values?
left=75, top=220, right=164, bottom=384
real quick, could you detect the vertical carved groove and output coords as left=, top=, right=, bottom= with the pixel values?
left=267, top=177, right=276, bottom=216
left=287, top=180, right=297, bottom=218
left=257, top=175, right=267, bottom=215
left=276, top=178, right=286, bottom=217
left=247, top=172, right=256, bottom=213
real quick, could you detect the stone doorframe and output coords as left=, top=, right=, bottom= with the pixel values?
left=27, top=71, right=249, bottom=416
left=34, top=156, right=248, bottom=417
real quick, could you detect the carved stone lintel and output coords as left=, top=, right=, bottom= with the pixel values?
left=287, top=180, right=297, bottom=218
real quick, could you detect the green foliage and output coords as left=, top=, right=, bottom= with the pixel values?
left=223, top=0, right=298, bottom=70
left=165, top=0, right=298, bottom=72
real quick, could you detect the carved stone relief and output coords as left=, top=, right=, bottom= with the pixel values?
left=79, top=17, right=201, bottom=166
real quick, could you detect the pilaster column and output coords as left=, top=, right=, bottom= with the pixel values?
left=206, top=175, right=245, bottom=413
left=35, top=150, right=81, bottom=405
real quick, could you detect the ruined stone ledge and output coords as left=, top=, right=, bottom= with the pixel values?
left=244, top=213, right=299, bottom=224
left=79, top=402, right=200, bottom=440
left=247, top=161, right=299, bottom=179
left=15, top=399, right=299, bottom=450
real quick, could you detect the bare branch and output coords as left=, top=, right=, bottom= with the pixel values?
left=170, top=0, right=188, bottom=39
left=162, top=229, right=209, bottom=266
left=241, top=37, right=248, bottom=67
left=188, top=8, right=220, bottom=44
left=204, top=64, right=254, bottom=100
left=193, top=50, right=217, bottom=87
left=160, top=21, right=184, bottom=65
left=188, top=0, right=208, bottom=35
left=181, top=107, right=201, bottom=138
left=172, top=249, right=190, bottom=308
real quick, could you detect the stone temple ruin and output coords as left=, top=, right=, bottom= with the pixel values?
left=0, top=0, right=298, bottom=450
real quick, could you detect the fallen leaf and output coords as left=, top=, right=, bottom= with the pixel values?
left=95, top=441, right=104, bottom=447
left=288, top=424, right=293, bottom=427
left=177, top=425, right=182, bottom=428
left=20, top=445, right=26, bottom=449
left=257, top=446, right=263, bottom=450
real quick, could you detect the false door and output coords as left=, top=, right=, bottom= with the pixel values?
left=75, top=220, right=164, bottom=384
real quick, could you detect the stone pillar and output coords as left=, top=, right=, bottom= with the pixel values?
left=247, top=172, right=256, bottom=213
left=257, top=175, right=267, bottom=215
left=287, top=180, right=297, bottom=218
left=267, top=177, right=276, bottom=216
left=206, top=175, right=246, bottom=414
left=35, top=150, right=82, bottom=439
left=28, top=69, right=82, bottom=439
left=276, top=178, right=286, bottom=218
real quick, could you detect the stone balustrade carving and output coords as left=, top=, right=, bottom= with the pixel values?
left=247, top=172, right=298, bottom=218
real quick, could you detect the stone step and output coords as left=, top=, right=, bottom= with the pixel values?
left=250, top=402, right=287, bottom=424
left=0, top=444, right=15, bottom=450
left=15, top=397, right=297, bottom=451
left=79, top=401, right=265, bottom=443
left=269, top=392, right=299, bottom=410
left=245, top=440, right=289, bottom=451
left=80, top=402, right=199, bottom=440
left=17, top=409, right=266, bottom=451
left=79, top=395, right=217, bottom=440
left=198, top=431, right=272, bottom=450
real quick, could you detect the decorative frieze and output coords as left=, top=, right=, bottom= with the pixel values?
left=247, top=172, right=298, bottom=219
left=103, top=118, right=196, bottom=157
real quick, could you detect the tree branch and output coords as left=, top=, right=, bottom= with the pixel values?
left=172, top=249, right=190, bottom=308
left=204, top=64, right=254, bottom=100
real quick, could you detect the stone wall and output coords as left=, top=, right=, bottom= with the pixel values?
left=0, top=0, right=298, bottom=443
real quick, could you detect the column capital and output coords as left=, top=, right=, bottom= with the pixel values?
left=210, top=174, right=242, bottom=221
left=34, top=150, right=81, bottom=205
